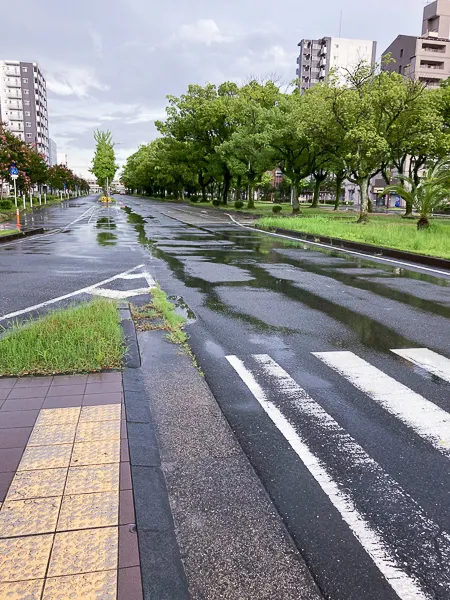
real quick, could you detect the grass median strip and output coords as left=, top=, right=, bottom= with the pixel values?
left=0, top=230, right=17, bottom=236
left=0, top=299, right=124, bottom=376
left=256, top=215, right=450, bottom=259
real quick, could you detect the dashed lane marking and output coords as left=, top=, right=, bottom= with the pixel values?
left=391, top=348, right=450, bottom=384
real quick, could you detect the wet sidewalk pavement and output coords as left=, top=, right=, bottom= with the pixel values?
left=0, top=372, right=142, bottom=600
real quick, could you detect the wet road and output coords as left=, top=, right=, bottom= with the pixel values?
left=1, top=195, right=450, bottom=600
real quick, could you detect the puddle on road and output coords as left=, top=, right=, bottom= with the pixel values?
left=168, top=296, right=197, bottom=324
left=120, top=203, right=450, bottom=354
left=97, top=232, right=117, bottom=246
left=96, top=217, right=117, bottom=230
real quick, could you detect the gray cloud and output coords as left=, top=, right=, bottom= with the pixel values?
left=0, top=0, right=423, bottom=177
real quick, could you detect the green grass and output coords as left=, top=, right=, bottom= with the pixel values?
left=132, top=285, right=188, bottom=345
left=0, top=299, right=124, bottom=376
left=256, top=214, right=450, bottom=259
left=0, top=229, right=17, bottom=236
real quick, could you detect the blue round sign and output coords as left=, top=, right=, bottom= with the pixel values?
left=9, top=166, right=18, bottom=176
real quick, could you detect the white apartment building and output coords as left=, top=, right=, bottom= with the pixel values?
left=297, top=37, right=377, bottom=93
left=0, top=60, right=49, bottom=162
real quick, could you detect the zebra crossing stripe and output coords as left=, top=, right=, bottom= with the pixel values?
left=391, top=348, right=450, bottom=384
left=313, top=351, right=450, bottom=457
left=226, top=354, right=429, bottom=600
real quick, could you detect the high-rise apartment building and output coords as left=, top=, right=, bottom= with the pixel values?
left=296, top=37, right=377, bottom=94
left=382, top=0, right=450, bottom=87
left=49, top=138, right=57, bottom=166
left=0, top=60, right=49, bottom=161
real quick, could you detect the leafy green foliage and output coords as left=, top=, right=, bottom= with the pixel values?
left=272, top=204, right=282, bottom=214
left=90, top=130, right=118, bottom=190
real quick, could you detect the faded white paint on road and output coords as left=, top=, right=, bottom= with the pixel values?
left=392, top=348, right=450, bottom=384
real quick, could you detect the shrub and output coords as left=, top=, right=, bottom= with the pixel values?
left=190, top=197, right=199, bottom=203
left=0, top=199, right=13, bottom=210
left=234, top=200, right=244, bottom=209
left=272, top=204, right=282, bottom=214
left=212, top=199, right=220, bottom=207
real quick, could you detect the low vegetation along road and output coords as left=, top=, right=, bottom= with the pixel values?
left=1, top=195, right=450, bottom=600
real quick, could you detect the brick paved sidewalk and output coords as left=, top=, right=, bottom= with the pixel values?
left=0, top=372, right=142, bottom=599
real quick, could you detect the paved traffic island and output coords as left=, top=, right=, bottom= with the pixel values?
left=0, top=372, right=142, bottom=600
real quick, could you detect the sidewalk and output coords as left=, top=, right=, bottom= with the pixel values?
left=0, top=372, right=141, bottom=599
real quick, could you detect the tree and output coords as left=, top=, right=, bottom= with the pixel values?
left=381, top=159, right=450, bottom=229
left=91, top=130, right=118, bottom=193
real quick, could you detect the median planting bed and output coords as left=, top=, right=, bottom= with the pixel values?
left=256, top=214, right=450, bottom=259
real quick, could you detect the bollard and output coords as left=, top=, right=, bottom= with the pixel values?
left=30, top=192, right=33, bottom=208
left=44, top=193, right=47, bottom=204
left=39, top=193, right=42, bottom=205
left=16, top=209, right=20, bottom=231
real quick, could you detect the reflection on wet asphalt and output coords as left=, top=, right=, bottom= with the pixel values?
left=2, top=195, right=450, bottom=600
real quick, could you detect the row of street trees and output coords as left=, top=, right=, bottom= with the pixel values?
left=0, top=125, right=89, bottom=199
left=122, top=61, right=450, bottom=223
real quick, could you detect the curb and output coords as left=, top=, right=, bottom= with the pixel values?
left=0, top=228, right=45, bottom=244
left=256, top=226, right=450, bottom=272
left=120, top=310, right=189, bottom=600
left=119, top=303, right=141, bottom=369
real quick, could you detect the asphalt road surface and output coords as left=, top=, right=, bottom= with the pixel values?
left=1, top=195, right=450, bottom=600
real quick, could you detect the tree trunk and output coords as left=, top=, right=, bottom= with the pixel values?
left=199, top=173, right=208, bottom=203
left=333, top=175, right=344, bottom=211
left=247, top=185, right=255, bottom=209
left=368, top=198, right=373, bottom=213
left=291, top=184, right=300, bottom=214
left=357, top=178, right=370, bottom=223
left=417, top=215, right=430, bottom=230
left=222, top=171, right=231, bottom=205
left=311, top=177, right=321, bottom=208
left=235, top=175, right=242, bottom=203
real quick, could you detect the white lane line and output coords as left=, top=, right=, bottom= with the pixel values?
left=91, top=287, right=151, bottom=299
left=314, top=351, right=450, bottom=456
left=226, top=214, right=450, bottom=278
left=0, top=264, right=146, bottom=322
left=391, top=348, right=450, bottom=384
left=226, top=355, right=429, bottom=600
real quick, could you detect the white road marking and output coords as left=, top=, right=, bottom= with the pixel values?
left=91, top=287, right=151, bottom=299
left=226, top=354, right=429, bottom=600
left=391, top=348, right=450, bottom=384
left=0, top=264, right=146, bottom=322
left=226, top=214, right=450, bottom=278
left=314, top=351, right=450, bottom=456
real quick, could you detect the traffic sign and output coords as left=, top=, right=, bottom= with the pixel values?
left=10, top=174, right=18, bottom=180
left=9, top=165, right=18, bottom=176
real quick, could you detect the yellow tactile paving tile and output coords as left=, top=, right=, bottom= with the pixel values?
left=65, top=464, right=119, bottom=495
left=43, top=570, right=117, bottom=600
left=0, top=534, right=53, bottom=582
left=71, top=439, right=120, bottom=466
left=28, top=423, right=77, bottom=446
left=0, top=578, right=44, bottom=599
left=36, top=407, right=81, bottom=427
left=48, top=527, right=118, bottom=577
left=75, top=419, right=121, bottom=443
left=79, top=404, right=121, bottom=423
left=6, top=468, right=67, bottom=501
left=57, top=491, right=119, bottom=531
left=0, top=497, right=61, bottom=538
left=18, top=444, right=73, bottom=471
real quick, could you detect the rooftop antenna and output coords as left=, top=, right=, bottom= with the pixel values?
left=339, top=9, right=343, bottom=37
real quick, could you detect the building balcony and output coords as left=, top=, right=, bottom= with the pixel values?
left=9, top=112, right=22, bottom=121
left=6, top=78, right=21, bottom=88
left=6, top=89, right=21, bottom=99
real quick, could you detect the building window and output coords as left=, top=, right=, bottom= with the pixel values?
left=400, top=49, right=404, bottom=58
left=399, top=66, right=402, bottom=74
left=25, top=122, right=31, bottom=128
left=26, top=133, right=32, bottom=139
left=22, top=78, right=28, bottom=84
left=24, top=100, right=30, bottom=106
left=23, top=89, right=29, bottom=95
left=25, top=111, right=31, bottom=116
left=22, top=67, right=28, bottom=73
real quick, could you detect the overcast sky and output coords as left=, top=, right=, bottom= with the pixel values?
left=1, top=0, right=427, bottom=178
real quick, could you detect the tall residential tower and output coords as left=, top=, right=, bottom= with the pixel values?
left=0, top=60, right=49, bottom=161
left=296, top=37, right=377, bottom=94
left=382, top=0, right=450, bottom=87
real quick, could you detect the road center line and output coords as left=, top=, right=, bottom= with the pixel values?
left=0, top=264, right=146, bottom=322
left=314, top=351, right=450, bottom=456
left=226, top=354, right=430, bottom=600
